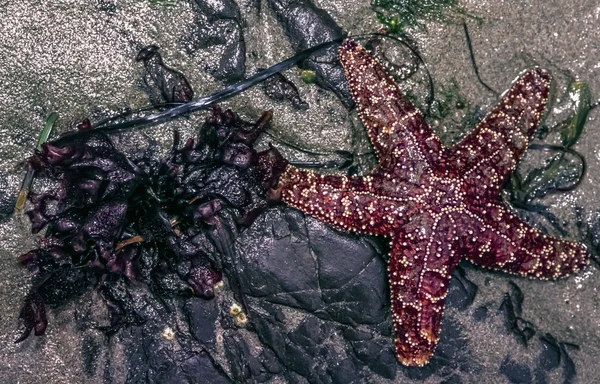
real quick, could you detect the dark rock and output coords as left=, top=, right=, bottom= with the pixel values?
left=225, top=335, right=263, bottom=381
left=260, top=348, right=282, bottom=374
left=179, top=353, right=231, bottom=384
left=216, top=37, right=246, bottom=82
left=151, top=352, right=231, bottom=384
left=121, top=327, right=152, bottom=383
left=500, top=357, right=533, bottom=384
left=435, top=317, right=474, bottom=373
left=499, top=282, right=536, bottom=347
left=538, top=334, right=561, bottom=372
left=471, top=306, right=488, bottom=322
left=352, top=337, right=397, bottom=379
left=185, top=297, right=219, bottom=344
left=342, top=327, right=372, bottom=342
left=326, top=356, right=360, bottom=384
left=236, top=209, right=321, bottom=307
left=234, top=208, right=404, bottom=382
left=187, top=0, right=246, bottom=81
left=136, top=45, right=194, bottom=105
left=236, top=207, right=386, bottom=324
left=560, top=342, right=578, bottom=384
left=289, top=316, right=331, bottom=347
left=262, top=71, right=308, bottom=109
left=284, top=342, right=315, bottom=379
left=268, top=0, right=353, bottom=107
left=286, top=370, right=311, bottom=384
left=195, top=0, right=240, bottom=19
left=251, top=306, right=289, bottom=359
left=446, top=264, right=478, bottom=310
left=116, top=296, right=230, bottom=384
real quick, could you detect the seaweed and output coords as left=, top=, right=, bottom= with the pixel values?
left=373, top=0, right=470, bottom=30
left=13, top=39, right=347, bottom=342
left=15, top=106, right=287, bottom=342
left=505, top=81, right=590, bottom=207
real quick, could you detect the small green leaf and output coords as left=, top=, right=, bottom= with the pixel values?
left=16, top=113, right=59, bottom=211
left=561, top=81, right=590, bottom=148
left=37, top=112, right=58, bottom=151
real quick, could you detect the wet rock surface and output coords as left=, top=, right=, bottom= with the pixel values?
left=268, top=0, right=353, bottom=107
left=9, top=184, right=589, bottom=383
left=186, top=0, right=246, bottom=81
left=261, top=71, right=308, bottom=110
left=137, top=45, right=195, bottom=105
left=73, top=206, right=501, bottom=383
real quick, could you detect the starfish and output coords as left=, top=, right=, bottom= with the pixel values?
left=273, top=40, right=590, bottom=366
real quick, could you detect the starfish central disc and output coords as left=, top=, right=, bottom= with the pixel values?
left=274, top=39, right=589, bottom=366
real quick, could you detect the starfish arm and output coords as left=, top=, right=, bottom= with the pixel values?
left=279, top=165, right=397, bottom=236
left=449, top=68, right=551, bottom=197
left=460, top=202, right=589, bottom=279
left=339, top=40, right=444, bottom=171
left=389, top=213, right=461, bottom=366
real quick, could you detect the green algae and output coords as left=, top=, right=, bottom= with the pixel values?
left=561, top=81, right=591, bottom=148
left=506, top=81, right=591, bottom=205
left=372, top=0, right=469, bottom=30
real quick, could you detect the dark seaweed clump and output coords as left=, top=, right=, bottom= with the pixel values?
left=16, top=106, right=287, bottom=342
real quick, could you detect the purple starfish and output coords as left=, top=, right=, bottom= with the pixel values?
left=273, top=40, right=589, bottom=366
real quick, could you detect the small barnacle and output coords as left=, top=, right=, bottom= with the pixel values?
left=162, top=326, right=176, bottom=341
left=229, top=302, right=247, bottom=327
left=235, top=312, right=248, bottom=327
left=229, top=302, right=242, bottom=316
